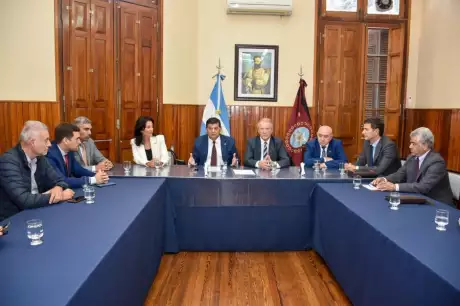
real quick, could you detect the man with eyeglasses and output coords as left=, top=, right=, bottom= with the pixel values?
left=303, top=125, right=348, bottom=169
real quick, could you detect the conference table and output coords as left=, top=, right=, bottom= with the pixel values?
left=1, top=165, right=459, bottom=306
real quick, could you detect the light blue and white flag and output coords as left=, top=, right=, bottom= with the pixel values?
left=200, top=74, right=230, bottom=136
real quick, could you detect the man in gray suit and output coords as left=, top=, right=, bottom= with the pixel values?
left=73, top=117, right=113, bottom=171
left=372, top=127, right=453, bottom=205
left=345, top=117, right=401, bottom=176
left=244, top=118, right=290, bottom=169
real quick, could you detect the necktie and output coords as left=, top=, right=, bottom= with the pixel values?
left=64, top=154, right=70, bottom=176
left=369, top=145, right=374, bottom=167
left=81, top=143, right=89, bottom=166
left=263, top=141, right=268, bottom=158
left=211, top=141, right=217, bottom=166
left=414, top=156, right=420, bottom=180
left=321, top=146, right=327, bottom=158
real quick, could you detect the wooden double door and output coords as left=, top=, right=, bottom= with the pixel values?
left=317, top=22, right=405, bottom=160
left=61, top=0, right=160, bottom=162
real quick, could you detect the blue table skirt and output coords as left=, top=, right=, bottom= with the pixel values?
left=0, top=178, right=166, bottom=306
left=312, top=183, right=460, bottom=306
left=163, top=178, right=349, bottom=252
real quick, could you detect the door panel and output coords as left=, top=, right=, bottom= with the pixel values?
left=90, top=0, right=115, bottom=160
left=118, top=2, right=159, bottom=162
left=385, top=26, right=404, bottom=143
left=339, top=25, right=361, bottom=159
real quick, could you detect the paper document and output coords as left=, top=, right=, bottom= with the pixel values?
left=362, top=184, right=378, bottom=191
left=233, top=169, right=255, bottom=175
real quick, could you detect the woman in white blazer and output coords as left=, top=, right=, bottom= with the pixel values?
left=130, top=116, right=169, bottom=167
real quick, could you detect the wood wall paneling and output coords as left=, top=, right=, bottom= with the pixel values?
left=0, top=102, right=61, bottom=154
left=403, top=109, right=458, bottom=172
left=161, top=104, right=316, bottom=163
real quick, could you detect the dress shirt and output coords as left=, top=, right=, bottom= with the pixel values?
left=25, top=154, right=38, bottom=194
left=206, top=136, right=224, bottom=165
left=255, top=137, right=280, bottom=168
left=395, top=150, right=431, bottom=191
left=79, top=145, right=96, bottom=171
left=58, top=145, right=96, bottom=185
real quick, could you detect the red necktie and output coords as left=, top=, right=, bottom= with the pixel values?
left=211, top=141, right=217, bottom=166
left=64, top=154, right=70, bottom=176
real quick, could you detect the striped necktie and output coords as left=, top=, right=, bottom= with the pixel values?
left=263, top=141, right=268, bottom=158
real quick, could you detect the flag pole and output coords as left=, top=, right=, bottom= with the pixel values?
left=298, top=65, right=304, bottom=78
left=215, top=58, right=223, bottom=115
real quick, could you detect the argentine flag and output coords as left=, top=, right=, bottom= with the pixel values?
left=200, top=74, right=230, bottom=136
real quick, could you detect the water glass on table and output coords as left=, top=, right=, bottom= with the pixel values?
left=84, top=186, right=96, bottom=204
left=83, top=176, right=91, bottom=191
left=339, top=163, right=345, bottom=175
left=314, top=160, right=320, bottom=172
left=388, top=192, right=401, bottom=210
left=26, top=219, right=44, bottom=246
left=353, top=175, right=361, bottom=189
left=123, top=161, right=131, bottom=174
left=154, top=159, right=162, bottom=170
left=435, top=209, right=449, bottom=231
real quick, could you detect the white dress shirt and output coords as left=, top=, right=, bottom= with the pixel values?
left=206, top=136, right=224, bottom=165
left=25, top=154, right=38, bottom=194
left=255, top=137, right=280, bottom=169
left=58, top=145, right=96, bottom=185
left=79, top=145, right=96, bottom=172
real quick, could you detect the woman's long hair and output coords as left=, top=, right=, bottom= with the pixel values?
left=134, top=116, right=155, bottom=146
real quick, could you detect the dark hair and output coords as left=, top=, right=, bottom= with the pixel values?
left=134, top=116, right=155, bottom=146
left=55, top=123, right=80, bottom=143
left=364, top=118, right=384, bottom=136
left=206, top=117, right=221, bottom=127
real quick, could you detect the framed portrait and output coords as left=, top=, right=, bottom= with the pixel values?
left=234, top=44, right=279, bottom=102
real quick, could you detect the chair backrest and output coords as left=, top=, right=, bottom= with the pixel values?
left=448, top=172, right=460, bottom=201
left=168, top=149, right=177, bottom=165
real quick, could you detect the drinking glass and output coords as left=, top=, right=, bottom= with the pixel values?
left=353, top=175, right=361, bottom=189
left=83, top=176, right=91, bottom=190
left=339, top=163, right=345, bottom=175
left=123, top=161, right=131, bottom=174
left=314, top=160, right=320, bottom=172
left=154, top=159, right=162, bottom=170
left=84, top=186, right=96, bottom=204
left=26, top=219, right=44, bottom=246
left=435, top=209, right=449, bottom=231
left=389, top=192, right=401, bottom=210
left=270, top=161, right=277, bottom=173
left=220, top=162, right=228, bottom=173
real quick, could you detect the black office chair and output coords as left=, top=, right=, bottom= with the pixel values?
left=168, top=149, right=185, bottom=165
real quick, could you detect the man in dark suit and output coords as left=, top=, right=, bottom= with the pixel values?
left=345, top=118, right=401, bottom=176
left=0, top=121, right=74, bottom=221
left=47, top=123, right=108, bottom=188
left=188, top=117, right=238, bottom=166
left=303, top=125, right=347, bottom=169
left=244, top=118, right=290, bottom=169
left=372, top=127, right=453, bottom=205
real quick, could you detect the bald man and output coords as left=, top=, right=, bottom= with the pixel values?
left=244, top=118, right=290, bottom=169
left=303, top=126, right=348, bottom=169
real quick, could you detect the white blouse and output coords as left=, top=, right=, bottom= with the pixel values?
left=130, top=135, right=169, bottom=166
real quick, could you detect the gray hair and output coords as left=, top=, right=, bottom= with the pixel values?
left=410, top=127, right=434, bottom=149
left=73, top=116, right=92, bottom=126
left=19, top=121, right=48, bottom=142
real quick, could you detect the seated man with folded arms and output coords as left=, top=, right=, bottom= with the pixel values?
left=345, top=118, right=401, bottom=176
left=73, top=116, right=113, bottom=171
left=244, top=118, right=290, bottom=169
left=188, top=117, right=238, bottom=167
left=303, top=125, right=347, bottom=169
left=372, top=127, right=453, bottom=205
left=47, top=123, right=109, bottom=189
left=0, top=121, right=74, bottom=221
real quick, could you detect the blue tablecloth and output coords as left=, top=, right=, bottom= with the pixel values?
left=0, top=178, right=166, bottom=306
left=164, top=176, right=353, bottom=252
left=312, top=183, right=460, bottom=306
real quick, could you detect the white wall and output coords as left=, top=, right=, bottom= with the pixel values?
left=0, top=0, right=56, bottom=101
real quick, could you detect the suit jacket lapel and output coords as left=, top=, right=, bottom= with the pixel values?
left=220, top=136, right=228, bottom=162
left=315, top=139, right=321, bottom=158
left=373, top=140, right=383, bottom=163
left=255, top=137, right=261, bottom=160
left=269, top=137, right=276, bottom=160
left=202, top=137, right=209, bottom=164
left=327, top=139, right=334, bottom=157
left=416, top=151, right=432, bottom=181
